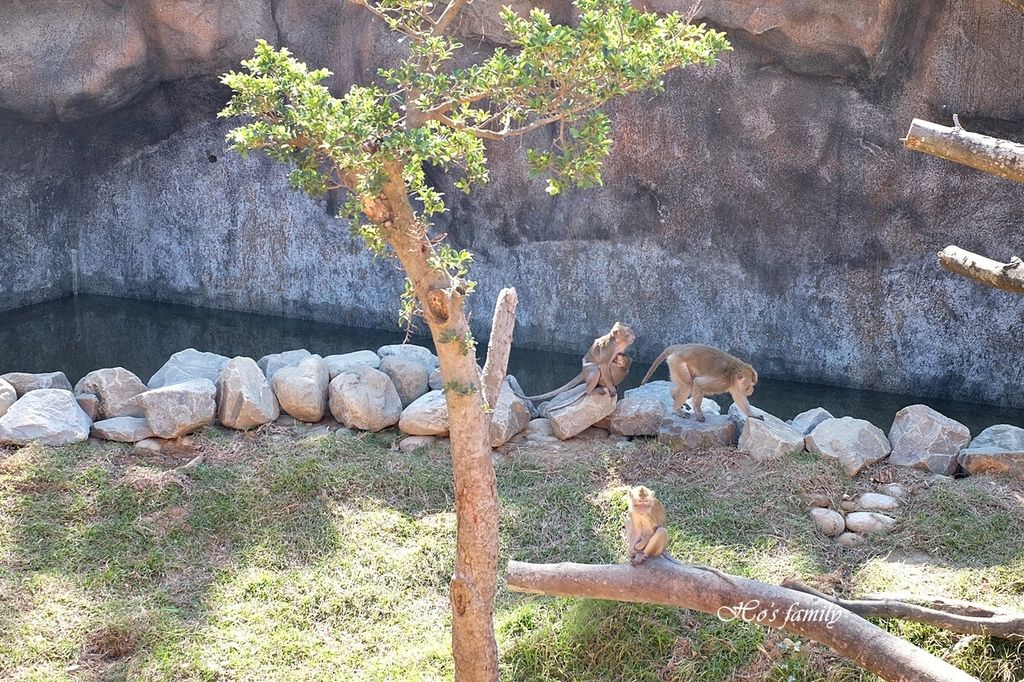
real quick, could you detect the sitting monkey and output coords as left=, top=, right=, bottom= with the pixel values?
left=521, top=322, right=636, bottom=403
left=639, top=344, right=761, bottom=422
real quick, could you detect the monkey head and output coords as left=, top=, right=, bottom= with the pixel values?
left=734, top=364, right=758, bottom=397
left=628, top=485, right=656, bottom=510
left=610, top=321, right=636, bottom=349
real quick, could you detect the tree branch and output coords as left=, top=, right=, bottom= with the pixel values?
left=480, top=288, right=518, bottom=407
left=904, top=117, right=1024, bottom=184
left=783, top=580, right=1024, bottom=641
left=506, top=560, right=978, bottom=682
left=1001, top=0, right=1024, bottom=14
left=938, top=245, right=1024, bottom=295
left=433, top=0, right=471, bottom=34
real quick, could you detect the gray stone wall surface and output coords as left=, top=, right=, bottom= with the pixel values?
left=0, top=0, right=1022, bottom=406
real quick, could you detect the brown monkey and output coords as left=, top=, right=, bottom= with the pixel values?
left=625, top=486, right=734, bottom=584
left=521, top=322, right=636, bottom=402
left=640, top=344, right=761, bottom=423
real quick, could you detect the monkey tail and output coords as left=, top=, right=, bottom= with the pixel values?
left=520, top=372, right=585, bottom=401
left=640, top=346, right=676, bottom=385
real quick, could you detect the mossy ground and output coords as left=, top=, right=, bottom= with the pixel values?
left=1, top=424, right=1022, bottom=681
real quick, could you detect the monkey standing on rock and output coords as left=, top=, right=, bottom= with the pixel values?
left=640, top=344, right=762, bottom=422
left=625, top=485, right=734, bottom=584
left=520, top=321, right=636, bottom=403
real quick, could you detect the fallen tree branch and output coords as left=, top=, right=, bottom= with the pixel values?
left=507, top=560, right=978, bottom=682
left=937, top=245, right=1024, bottom=295
left=783, top=579, right=1024, bottom=641
left=480, top=288, right=518, bottom=407
left=904, top=117, right=1024, bottom=184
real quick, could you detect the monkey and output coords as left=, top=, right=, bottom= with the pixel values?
left=625, top=485, right=735, bottom=584
left=639, top=344, right=761, bottom=423
left=520, top=322, right=636, bottom=403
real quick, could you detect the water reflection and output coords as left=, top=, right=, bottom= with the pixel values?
left=1, top=294, right=1021, bottom=434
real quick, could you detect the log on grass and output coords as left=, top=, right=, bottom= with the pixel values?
left=507, top=559, right=977, bottom=682
left=904, top=118, right=1024, bottom=184
left=937, top=245, right=1024, bottom=295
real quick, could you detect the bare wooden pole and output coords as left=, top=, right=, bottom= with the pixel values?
left=480, top=288, right=519, bottom=407
left=507, top=560, right=978, bottom=682
left=904, top=118, right=1024, bottom=184
left=937, top=245, right=1024, bottom=295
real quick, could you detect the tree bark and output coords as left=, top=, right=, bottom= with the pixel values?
left=937, top=245, right=1024, bottom=295
left=507, top=560, right=979, bottom=682
left=904, top=118, right=1024, bottom=184
left=378, top=164, right=500, bottom=681
left=783, top=580, right=1024, bottom=641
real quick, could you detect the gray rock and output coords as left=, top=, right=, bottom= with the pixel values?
left=218, top=356, right=280, bottom=430
left=133, top=438, right=164, bottom=455
left=805, top=417, right=891, bottom=477
left=428, top=367, right=444, bottom=391
left=621, top=381, right=721, bottom=418
left=657, top=413, right=737, bottom=451
left=329, top=366, right=403, bottom=432
left=377, top=344, right=438, bottom=370
left=888, top=404, right=970, bottom=475
left=845, top=511, right=896, bottom=535
left=805, top=492, right=832, bottom=508
left=148, top=349, right=229, bottom=391
left=877, top=483, right=907, bottom=499
left=968, top=424, right=1024, bottom=451
left=738, top=417, right=805, bottom=462
left=609, top=395, right=664, bottom=436
left=75, top=393, right=100, bottom=421
left=545, top=385, right=617, bottom=440
left=810, top=507, right=845, bottom=537
left=258, top=349, right=312, bottom=380
left=323, top=350, right=380, bottom=379
left=489, top=377, right=533, bottom=447
left=272, top=355, right=329, bottom=423
left=0, top=378, right=16, bottom=418
left=134, top=378, right=216, bottom=439
left=855, top=492, right=899, bottom=512
left=398, top=390, right=449, bottom=436
left=399, top=435, right=437, bottom=452
left=526, top=418, right=555, bottom=442
left=1, top=371, right=73, bottom=396
left=958, top=448, right=1024, bottom=479
left=378, top=355, right=430, bottom=408
left=728, top=403, right=788, bottom=440
left=91, top=416, right=154, bottom=442
left=73, top=367, right=147, bottom=419
left=790, top=407, right=834, bottom=436
left=0, top=389, right=92, bottom=446
left=835, top=532, right=865, bottom=547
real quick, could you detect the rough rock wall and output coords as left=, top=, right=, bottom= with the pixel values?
left=1, top=0, right=1022, bottom=407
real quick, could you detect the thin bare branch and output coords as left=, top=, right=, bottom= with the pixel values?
left=938, top=245, right=1024, bottom=295
left=433, top=0, right=471, bottom=34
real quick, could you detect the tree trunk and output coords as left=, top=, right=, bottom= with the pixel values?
left=937, top=245, right=1024, bottom=295
left=507, top=560, right=979, bottom=682
left=377, top=163, right=500, bottom=681
left=904, top=118, right=1024, bottom=184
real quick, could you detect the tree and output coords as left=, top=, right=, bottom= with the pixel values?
left=218, top=2, right=730, bottom=678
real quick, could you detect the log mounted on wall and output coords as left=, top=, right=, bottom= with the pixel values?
left=506, top=560, right=980, bottom=682
left=904, top=117, right=1024, bottom=295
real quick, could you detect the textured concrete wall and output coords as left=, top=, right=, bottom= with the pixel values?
left=1, top=0, right=1022, bottom=407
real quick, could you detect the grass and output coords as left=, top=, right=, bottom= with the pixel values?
left=0, top=426, right=1022, bottom=681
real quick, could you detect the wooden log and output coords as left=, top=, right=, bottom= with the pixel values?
left=480, top=287, right=518, bottom=407
left=904, top=118, right=1024, bottom=184
left=938, top=245, right=1024, bottom=295
left=506, top=560, right=978, bottom=682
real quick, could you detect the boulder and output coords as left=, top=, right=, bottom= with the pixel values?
left=399, top=435, right=437, bottom=452
left=328, top=366, right=403, bottom=432
left=525, top=418, right=558, bottom=443
left=1, top=371, right=73, bottom=396
left=76, top=392, right=100, bottom=421
left=888, top=404, right=970, bottom=475
left=835, top=532, right=865, bottom=547
left=810, top=507, right=845, bottom=537
left=805, top=417, right=891, bottom=477
left=0, top=389, right=92, bottom=446
left=967, top=424, right=1024, bottom=451
left=877, top=483, right=907, bottom=499
left=738, top=417, right=805, bottom=462
left=377, top=344, right=438, bottom=370
left=399, top=390, right=449, bottom=436
left=272, top=355, right=329, bottom=423
left=855, top=492, right=899, bottom=512
left=428, top=367, right=444, bottom=391
left=804, top=492, right=832, bottom=508
left=545, top=385, right=617, bottom=440
left=958, top=425, right=1024, bottom=478
left=609, top=395, right=665, bottom=436
left=134, top=379, right=216, bottom=439
left=73, top=367, right=147, bottom=419
left=323, top=350, right=380, bottom=379
left=0, top=378, right=16, bottom=418
left=728, top=403, right=788, bottom=440
left=489, top=377, right=533, bottom=447
left=217, top=357, right=280, bottom=430
left=620, top=381, right=721, bottom=417
left=91, top=416, right=155, bottom=443
left=790, top=407, right=834, bottom=436
left=844, top=511, right=896, bottom=535
left=657, top=413, right=737, bottom=451
left=148, top=349, right=229, bottom=391
left=257, top=349, right=312, bottom=380
left=378, top=355, right=430, bottom=407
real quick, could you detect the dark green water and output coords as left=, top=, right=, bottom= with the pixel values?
left=2, top=294, right=1022, bottom=435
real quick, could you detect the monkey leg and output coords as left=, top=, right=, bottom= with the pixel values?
left=690, top=389, right=706, bottom=422
left=668, top=365, right=694, bottom=415
left=582, top=362, right=602, bottom=395
left=643, top=527, right=668, bottom=559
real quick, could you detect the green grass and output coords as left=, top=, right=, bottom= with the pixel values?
left=1, top=429, right=1022, bottom=681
